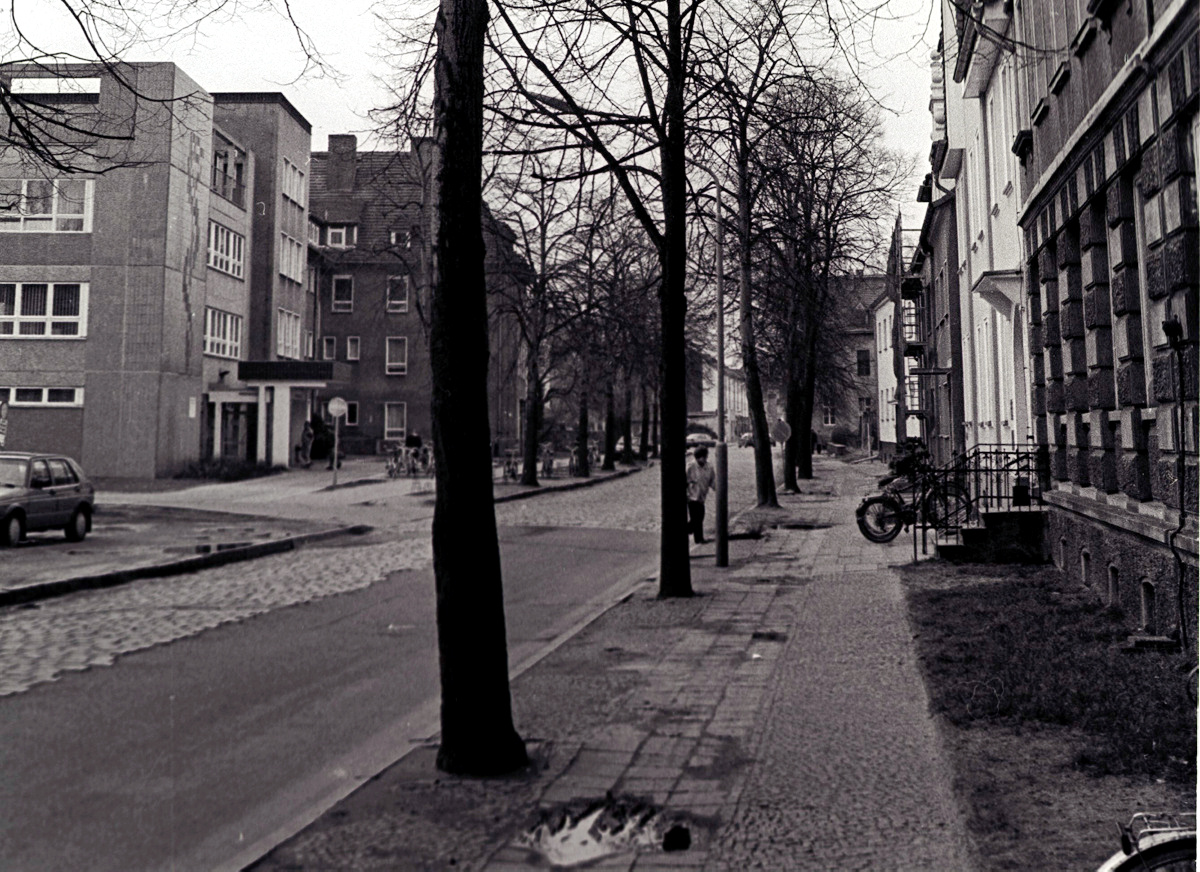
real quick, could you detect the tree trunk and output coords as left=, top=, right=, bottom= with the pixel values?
left=429, top=0, right=526, bottom=776
left=520, top=350, right=541, bottom=486
left=650, top=387, right=659, bottom=458
left=602, top=375, right=617, bottom=470
left=621, top=372, right=635, bottom=464
left=655, top=0, right=693, bottom=596
left=576, top=384, right=591, bottom=477
left=736, top=148, right=778, bottom=508
left=638, top=382, right=650, bottom=460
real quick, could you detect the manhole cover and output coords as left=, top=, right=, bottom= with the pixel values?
left=517, top=796, right=689, bottom=867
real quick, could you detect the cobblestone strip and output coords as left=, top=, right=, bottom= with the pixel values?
left=706, top=521, right=975, bottom=871
left=0, top=537, right=433, bottom=697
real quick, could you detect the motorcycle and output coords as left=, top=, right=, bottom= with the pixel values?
left=855, top=463, right=972, bottom=543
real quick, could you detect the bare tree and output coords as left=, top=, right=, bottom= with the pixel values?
left=427, top=0, right=528, bottom=775
left=488, top=143, right=591, bottom=486
left=487, top=0, right=704, bottom=597
left=754, top=77, right=907, bottom=484
left=691, top=0, right=822, bottom=508
left=1, top=1, right=322, bottom=176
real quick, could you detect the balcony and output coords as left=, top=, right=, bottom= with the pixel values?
left=211, top=169, right=245, bottom=209
left=902, top=304, right=925, bottom=358
left=900, top=277, right=924, bottom=300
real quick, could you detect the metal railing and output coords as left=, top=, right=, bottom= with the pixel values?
left=909, top=441, right=1049, bottom=557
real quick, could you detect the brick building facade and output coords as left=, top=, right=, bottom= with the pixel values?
left=1014, top=1, right=1198, bottom=641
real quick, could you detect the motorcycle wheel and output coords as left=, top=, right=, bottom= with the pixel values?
left=857, top=495, right=904, bottom=543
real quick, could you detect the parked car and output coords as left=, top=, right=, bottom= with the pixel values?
left=685, top=432, right=715, bottom=450
left=0, top=452, right=96, bottom=546
left=737, top=432, right=774, bottom=448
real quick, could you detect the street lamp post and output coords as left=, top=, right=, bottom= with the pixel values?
left=704, top=170, right=729, bottom=568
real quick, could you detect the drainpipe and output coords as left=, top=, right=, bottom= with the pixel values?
left=1164, top=317, right=1189, bottom=649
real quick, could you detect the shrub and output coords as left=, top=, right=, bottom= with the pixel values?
left=175, top=458, right=286, bottom=482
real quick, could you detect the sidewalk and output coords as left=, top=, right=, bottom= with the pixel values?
left=250, top=457, right=977, bottom=871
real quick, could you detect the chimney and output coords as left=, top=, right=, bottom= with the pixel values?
left=328, top=134, right=357, bottom=191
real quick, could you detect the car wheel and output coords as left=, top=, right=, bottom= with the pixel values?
left=65, top=506, right=90, bottom=542
left=1, top=513, right=24, bottom=547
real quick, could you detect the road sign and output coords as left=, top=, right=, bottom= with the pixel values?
left=771, top=418, right=791, bottom=444
left=328, top=397, right=348, bottom=418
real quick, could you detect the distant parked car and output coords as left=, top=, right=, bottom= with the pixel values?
left=737, top=432, right=774, bottom=448
left=0, top=452, right=95, bottom=546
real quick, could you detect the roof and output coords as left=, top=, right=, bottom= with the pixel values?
left=210, top=92, right=311, bottom=133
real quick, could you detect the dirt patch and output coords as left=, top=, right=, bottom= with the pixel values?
left=899, top=559, right=1196, bottom=871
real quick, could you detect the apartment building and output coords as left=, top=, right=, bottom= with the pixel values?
left=307, top=135, right=527, bottom=455
left=1, top=63, right=342, bottom=477
left=1012, top=0, right=1198, bottom=641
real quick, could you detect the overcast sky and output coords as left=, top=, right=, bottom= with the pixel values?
left=8, top=0, right=936, bottom=223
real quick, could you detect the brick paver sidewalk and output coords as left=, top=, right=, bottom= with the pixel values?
left=254, top=457, right=977, bottom=871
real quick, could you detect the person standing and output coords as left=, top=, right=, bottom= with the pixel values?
left=298, top=421, right=314, bottom=468
left=686, top=446, right=716, bottom=544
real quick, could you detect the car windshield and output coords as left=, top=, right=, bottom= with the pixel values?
left=0, top=458, right=28, bottom=487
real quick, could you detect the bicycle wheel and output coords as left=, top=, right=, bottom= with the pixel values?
left=1106, top=836, right=1196, bottom=871
left=857, top=495, right=904, bottom=543
left=923, top=482, right=973, bottom=530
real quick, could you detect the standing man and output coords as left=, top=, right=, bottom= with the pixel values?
left=686, top=446, right=716, bottom=544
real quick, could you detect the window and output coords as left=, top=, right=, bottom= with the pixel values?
left=384, top=402, right=407, bottom=439
left=276, top=309, right=302, bottom=359
left=207, top=222, right=245, bottom=278
left=327, top=225, right=357, bottom=247
left=346, top=401, right=359, bottom=426
left=47, top=458, right=77, bottom=485
left=212, top=133, right=246, bottom=208
left=304, top=330, right=314, bottom=359
left=279, top=233, right=305, bottom=283
left=0, top=282, right=86, bottom=337
left=386, top=336, right=408, bottom=375
left=332, top=275, right=353, bottom=312
left=203, top=308, right=243, bottom=359
left=857, top=349, right=871, bottom=377
left=322, top=336, right=336, bottom=360
left=282, top=158, right=306, bottom=207
left=387, top=275, right=410, bottom=313
left=346, top=336, right=360, bottom=361
left=0, top=178, right=92, bottom=232
left=308, top=217, right=322, bottom=246
left=822, top=405, right=836, bottom=426
left=0, top=386, right=83, bottom=406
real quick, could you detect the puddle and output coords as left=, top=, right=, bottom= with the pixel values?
left=518, top=796, right=688, bottom=867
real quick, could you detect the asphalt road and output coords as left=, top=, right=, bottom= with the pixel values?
left=0, top=524, right=659, bottom=872
left=0, top=451, right=764, bottom=871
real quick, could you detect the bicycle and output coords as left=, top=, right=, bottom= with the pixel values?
left=567, top=446, right=579, bottom=477
left=855, top=454, right=973, bottom=543
left=540, top=443, right=554, bottom=478
left=1094, top=812, right=1195, bottom=871
left=384, top=442, right=404, bottom=479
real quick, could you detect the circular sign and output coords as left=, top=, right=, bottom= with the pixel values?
left=771, top=418, right=792, bottom=444
left=328, top=397, right=348, bottom=418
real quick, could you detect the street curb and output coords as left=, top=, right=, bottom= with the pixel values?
left=0, top=524, right=373, bottom=610
left=493, top=464, right=645, bottom=503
